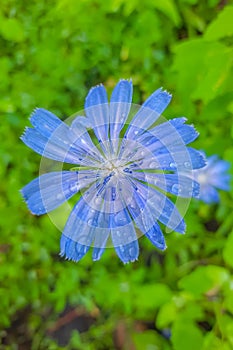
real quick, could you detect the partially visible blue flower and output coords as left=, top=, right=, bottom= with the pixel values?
left=192, top=152, right=231, bottom=204
left=21, top=79, right=205, bottom=263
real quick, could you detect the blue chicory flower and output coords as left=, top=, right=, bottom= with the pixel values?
left=192, top=152, right=231, bottom=204
left=21, top=79, right=205, bottom=263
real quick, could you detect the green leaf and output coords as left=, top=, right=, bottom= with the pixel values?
left=156, top=301, right=177, bottom=328
left=178, top=265, right=229, bottom=296
left=153, top=0, right=181, bottom=27
left=204, top=6, right=233, bottom=41
left=202, top=331, right=226, bottom=350
left=0, top=18, right=25, bottom=42
left=134, top=283, right=173, bottom=311
left=171, top=321, right=204, bottom=350
left=132, top=330, right=170, bottom=350
left=172, top=38, right=233, bottom=105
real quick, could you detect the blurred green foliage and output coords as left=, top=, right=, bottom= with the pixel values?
left=0, top=0, right=233, bottom=349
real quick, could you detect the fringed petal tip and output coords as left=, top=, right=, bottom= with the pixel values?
left=160, top=87, right=172, bottom=98
left=60, top=246, right=106, bottom=262
left=20, top=127, right=29, bottom=142
left=20, top=188, right=41, bottom=216
left=178, top=226, right=186, bottom=235
left=119, top=78, right=133, bottom=85
left=123, top=257, right=138, bottom=265
left=114, top=240, right=139, bottom=264
left=92, top=247, right=105, bottom=261
left=85, top=83, right=105, bottom=101
left=172, top=219, right=186, bottom=235
left=29, top=107, right=40, bottom=120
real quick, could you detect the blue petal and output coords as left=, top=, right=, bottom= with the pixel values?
left=21, top=127, right=99, bottom=166
left=168, top=117, right=187, bottom=126
left=64, top=197, right=108, bottom=230
left=63, top=202, right=101, bottom=245
left=210, top=159, right=231, bottom=174
left=125, top=88, right=172, bottom=139
left=152, top=147, right=206, bottom=171
left=92, top=229, right=110, bottom=261
left=85, top=84, right=109, bottom=143
left=110, top=79, right=133, bottom=142
left=145, top=222, right=166, bottom=250
left=148, top=120, right=199, bottom=146
left=109, top=207, right=132, bottom=228
left=141, top=88, right=172, bottom=114
left=111, top=223, right=139, bottom=263
left=131, top=172, right=200, bottom=198
left=125, top=188, right=166, bottom=248
left=210, top=174, right=231, bottom=191
left=21, top=171, right=96, bottom=215
left=92, top=247, right=106, bottom=261
left=126, top=180, right=186, bottom=233
left=199, top=185, right=220, bottom=204
left=114, top=240, right=139, bottom=264
left=70, top=118, right=105, bottom=163
left=30, top=108, right=64, bottom=139
left=60, top=234, right=90, bottom=262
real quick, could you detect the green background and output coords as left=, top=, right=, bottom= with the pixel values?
left=0, top=0, right=233, bottom=349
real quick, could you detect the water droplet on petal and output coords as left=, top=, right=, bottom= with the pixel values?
left=56, top=193, right=63, bottom=200
left=115, top=211, right=127, bottom=225
left=69, top=183, right=79, bottom=192
left=172, top=184, right=182, bottom=195
left=87, top=218, right=93, bottom=226
left=149, top=161, right=158, bottom=169
left=184, top=161, right=191, bottom=168
left=95, top=196, right=102, bottom=205
left=169, top=162, right=176, bottom=168
left=129, top=247, right=135, bottom=257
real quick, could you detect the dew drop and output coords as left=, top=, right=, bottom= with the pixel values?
left=169, top=162, right=176, bottom=168
left=120, top=114, right=125, bottom=122
left=115, top=212, right=127, bottom=225
left=172, top=184, right=182, bottom=195
left=37, top=207, right=43, bottom=215
left=184, top=161, right=191, bottom=168
left=56, top=193, right=63, bottom=200
left=129, top=247, right=135, bottom=257
left=69, top=183, right=78, bottom=192
left=87, top=218, right=93, bottom=226
left=149, top=161, right=158, bottom=169
left=134, top=130, right=139, bottom=135
left=95, top=196, right=102, bottom=205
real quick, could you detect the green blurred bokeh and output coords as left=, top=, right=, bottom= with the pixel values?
left=0, top=1, right=233, bottom=349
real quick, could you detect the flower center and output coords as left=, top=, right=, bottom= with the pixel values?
left=197, top=173, right=208, bottom=185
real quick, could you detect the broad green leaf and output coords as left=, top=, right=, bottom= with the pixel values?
left=132, top=330, right=171, bottom=350
left=156, top=301, right=177, bottom=328
left=0, top=18, right=25, bottom=42
left=152, top=0, right=181, bottom=26
left=204, top=6, right=233, bottom=41
left=171, top=321, right=204, bottom=350
left=134, top=283, right=173, bottom=314
left=172, top=38, right=233, bottom=105
left=203, top=332, right=229, bottom=350
left=178, top=265, right=229, bottom=296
